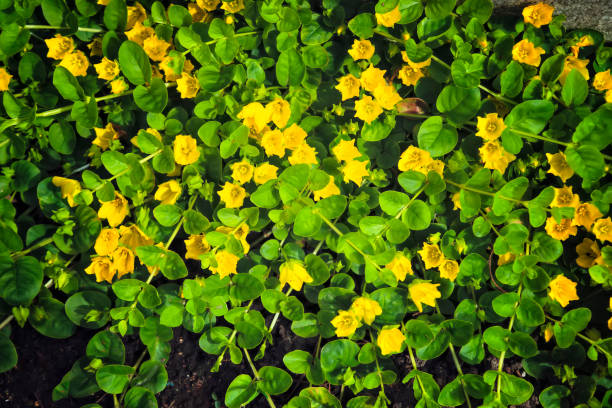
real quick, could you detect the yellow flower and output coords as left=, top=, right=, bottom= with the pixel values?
left=354, top=95, right=383, bottom=124
left=522, top=2, right=554, bottom=28
left=125, top=22, right=154, bottom=46
left=185, top=234, right=211, bottom=260
left=551, top=186, right=580, bottom=208
left=438, top=259, right=459, bottom=281
left=88, top=37, right=103, bottom=57
left=143, top=35, right=171, bottom=62
left=335, top=74, right=361, bottom=101
left=452, top=192, right=461, bottom=210
left=372, top=83, right=402, bottom=110
left=398, top=146, right=433, bottom=172
left=331, top=310, right=361, bottom=337
left=545, top=217, right=577, bottom=241
left=210, top=250, right=240, bottom=279
left=498, top=252, right=516, bottom=266
left=418, top=243, right=445, bottom=269
left=512, top=39, right=545, bottom=66
left=231, top=160, right=254, bottom=185
left=350, top=297, right=382, bottom=325
left=548, top=274, right=579, bottom=307
left=288, top=142, right=318, bottom=166
left=216, top=224, right=250, bottom=254
left=313, top=178, right=340, bottom=201
left=360, top=65, right=386, bottom=92
left=544, top=325, right=553, bottom=342
left=576, top=238, right=602, bottom=269
left=606, top=90, right=612, bottom=103
left=188, top=3, right=209, bottom=23
left=593, top=70, right=612, bottom=91
left=376, top=6, right=401, bottom=27
left=85, top=257, right=116, bottom=284
left=332, top=139, right=361, bottom=162
left=476, top=113, right=506, bottom=141
left=266, top=98, right=291, bottom=129
left=546, top=152, right=574, bottom=182
left=220, top=0, right=244, bottom=13
left=559, top=56, right=590, bottom=84
left=409, top=282, right=441, bottom=313
left=176, top=73, right=200, bottom=98
left=52, top=176, right=82, bottom=207
left=282, top=123, right=307, bottom=150
left=197, top=0, right=219, bottom=11
left=45, top=34, right=74, bottom=60
left=253, top=163, right=278, bottom=185
left=154, top=180, right=182, bottom=205
left=398, top=64, right=425, bottom=87
left=248, top=125, right=269, bottom=142
left=479, top=140, right=515, bottom=174
left=110, top=78, right=128, bottom=94
left=385, top=253, right=413, bottom=281
left=377, top=328, right=405, bottom=355
left=94, top=57, right=119, bottom=81
left=0, top=68, right=12, bottom=91
left=119, top=224, right=153, bottom=250
left=573, top=203, right=603, bottom=229
left=593, top=217, right=612, bottom=243
left=59, top=50, right=89, bottom=77
left=173, top=135, right=200, bottom=165
left=98, top=192, right=130, bottom=227
left=92, top=123, right=118, bottom=150
left=342, top=159, right=369, bottom=185
left=218, top=182, right=247, bottom=208
left=94, top=228, right=119, bottom=256
left=260, top=129, right=285, bottom=157
left=348, top=39, right=375, bottom=61
left=112, top=246, right=135, bottom=279
left=238, top=102, right=270, bottom=133
left=126, top=2, right=147, bottom=30
left=417, top=159, right=445, bottom=177
left=279, top=260, right=313, bottom=291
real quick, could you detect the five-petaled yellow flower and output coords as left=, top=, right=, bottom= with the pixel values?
left=59, top=50, right=90, bottom=77
left=350, top=297, right=382, bottom=325
left=85, top=256, right=116, bottom=283
left=385, top=253, right=413, bottom=281
left=253, top=163, right=278, bottom=185
left=479, top=140, right=516, bottom=174
left=94, top=228, right=119, bottom=256
left=92, top=123, right=118, bottom=150
left=52, top=176, right=82, bottom=207
left=551, top=186, right=580, bottom=208
left=126, top=2, right=147, bottom=30
left=279, top=260, right=313, bottom=291
left=45, top=34, right=74, bottom=60
left=398, top=64, right=425, bottom=87
left=354, top=95, right=383, bottom=124
left=331, top=310, right=361, bottom=337
left=185, top=234, right=211, bottom=260
left=197, top=0, right=219, bottom=12
left=260, top=129, right=285, bottom=157
left=119, top=224, right=153, bottom=250
left=348, top=39, right=375, bottom=60
left=593, top=70, right=612, bottom=91
left=372, top=83, right=402, bottom=110
left=546, top=152, right=574, bottom=182
left=377, top=327, right=405, bottom=355
left=176, top=73, right=200, bottom=98
left=0, top=68, right=12, bottom=91
left=418, top=243, right=445, bottom=269
left=110, top=78, right=128, bottom=94
left=98, top=192, right=130, bottom=227
left=573, top=203, right=602, bottom=229
left=125, top=22, right=154, bottom=46
left=154, top=180, right=182, bottom=205
left=231, top=160, right=254, bottom=184
left=210, top=250, right=240, bottom=279
left=218, top=182, right=247, bottom=208
left=593, top=217, right=612, bottom=243
left=512, top=39, right=545, bottom=66
left=522, top=3, right=554, bottom=28
left=548, top=274, right=579, bottom=307
left=575, top=238, right=602, bottom=269
left=376, top=6, right=401, bottom=27
left=476, top=113, right=506, bottom=141
left=238, top=102, right=270, bottom=133
left=545, top=217, right=577, bottom=241
left=360, top=65, right=386, bottom=92
left=342, top=159, right=369, bottom=185
left=313, top=178, right=340, bottom=201
left=216, top=224, right=250, bottom=254
left=173, top=135, right=200, bottom=165
left=113, top=246, right=135, bottom=279
left=335, top=74, right=361, bottom=101
left=559, top=55, right=590, bottom=84
left=282, top=124, right=307, bottom=151
left=438, top=259, right=459, bottom=281
left=94, top=57, right=120, bottom=81
left=220, top=0, right=244, bottom=13
left=398, top=146, right=432, bottom=172
left=409, top=282, right=442, bottom=313
left=266, top=98, right=291, bottom=129
left=143, top=35, right=171, bottom=62
left=333, top=139, right=361, bottom=162
left=288, top=142, right=318, bottom=166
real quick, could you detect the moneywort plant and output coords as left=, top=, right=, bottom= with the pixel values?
left=0, top=0, right=611, bottom=406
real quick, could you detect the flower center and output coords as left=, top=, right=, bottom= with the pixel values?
left=486, top=121, right=497, bottom=132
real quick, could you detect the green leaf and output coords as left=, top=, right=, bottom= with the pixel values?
left=277, top=49, right=305, bottom=87
left=348, top=13, right=376, bottom=39
left=277, top=7, right=301, bottom=32
left=492, top=177, right=528, bottom=216
left=96, top=364, right=134, bottom=394
left=49, top=120, right=76, bottom=155
left=417, top=116, right=458, bottom=157
left=71, top=98, right=98, bottom=128
left=197, top=65, right=234, bottom=92
left=103, top=0, right=127, bottom=31
left=124, top=386, right=157, bottom=408
left=425, top=0, right=456, bottom=19
left=65, top=291, right=111, bottom=329
left=457, top=253, right=487, bottom=286
left=492, top=292, right=518, bottom=317
left=451, top=54, right=486, bottom=89
left=0, top=23, right=30, bottom=57
left=53, top=66, right=84, bottom=102
left=572, top=108, right=612, bottom=150
left=361, top=119, right=394, bottom=142
left=284, top=350, right=313, bottom=374
left=379, top=191, right=410, bottom=215
left=112, top=279, right=144, bottom=301
left=42, top=0, right=67, bottom=25
left=436, top=85, right=480, bottom=125
left=258, top=366, right=292, bottom=395
left=508, top=332, right=538, bottom=358
left=398, top=171, right=426, bottom=194
left=134, top=78, right=168, bottom=113
left=500, top=61, right=524, bottom=98
left=565, top=145, right=605, bottom=182
left=133, top=360, right=168, bottom=394
left=320, top=339, right=359, bottom=375
left=118, top=41, right=152, bottom=86
left=516, top=298, right=545, bottom=327
left=499, top=372, right=534, bottom=405
left=539, top=385, right=570, bottom=408
left=0, top=255, right=43, bottom=305
left=86, top=331, right=125, bottom=364
left=402, top=200, right=431, bottom=230
left=553, top=322, right=576, bottom=348
left=231, top=274, right=264, bottom=302
left=561, top=308, right=591, bottom=332
left=540, top=54, right=565, bottom=84
left=159, top=250, right=188, bottom=280
left=483, top=326, right=509, bottom=351
left=153, top=204, right=182, bottom=227
left=404, top=319, right=434, bottom=348
left=370, top=287, right=409, bottom=325
left=561, top=69, right=588, bottom=106
left=0, top=333, right=17, bottom=373
left=225, top=374, right=258, bottom=408
left=294, top=206, right=322, bottom=237
left=456, top=0, right=493, bottom=23
left=404, top=38, right=432, bottom=63
left=29, top=297, right=76, bottom=339
left=168, top=4, right=191, bottom=26
left=530, top=232, right=563, bottom=262
left=503, top=100, right=555, bottom=150
left=438, top=377, right=464, bottom=406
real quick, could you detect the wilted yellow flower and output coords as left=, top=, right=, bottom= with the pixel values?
left=377, top=328, right=405, bottom=355
left=279, top=259, right=313, bottom=291
left=544, top=325, right=553, bottom=342
left=333, top=139, right=361, bottom=162
left=52, top=176, right=82, bottom=207
left=376, top=6, right=401, bottom=27
left=282, top=123, right=307, bottom=151
left=522, top=3, right=554, bottom=28
left=210, top=250, right=240, bottom=279
left=452, top=192, right=461, bottom=210
left=59, top=50, right=89, bottom=77
left=476, top=113, right=506, bottom=141
left=512, top=39, right=545, bottom=66
left=249, top=164, right=276, bottom=185
left=94, top=228, right=119, bottom=256
left=113, top=246, right=135, bottom=279
left=348, top=39, right=375, bottom=60
left=331, top=310, right=361, bottom=337
left=576, top=238, right=602, bottom=268
left=546, top=152, right=574, bottom=182
left=85, top=256, right=116, bottom=283
left=551, top=186, right=580, bottom=208
left=549, top=274, right=579, bottom=307
left=238, top=102, right=270, bottom=133
left=218, top=182, right=247, bottom=208
left=110, top=78, right=128, bottom=94
left=593, top=217, right=612, bottom=243
left=45, top=34, right=74, bottom=60
left=385, top=253, right=413, bottom=281
left=188, top=3, right=208, bottom=22
left=350, top=297, right=382, bottom=325
left=398, top=64, right=425, bottom=87
left=409, top=282, right=441, bottom=313
left=418, top=243, right=445, bottom=269
left=573, top=203, right=603, bottom=229
left=154, top=180, right=182, bottom=205
left=176, top=73, right=200, bottom=98
left=479, top=140, right=515, bottom=174
left=98, top=192, right=130, bottom=227
left=0, top=68, right=12, bottom=91
left=335, top=74, right=361, bottom=101
left=173, top=135, right=200, bottom=165
left=354, top=95, right=383, bottom=124
left=143, top=35, right=171, bottom=62
left=559, top=55, right=590, bottom=84
left=398, top=146, right=432, bottom=172
left=438, top=259, right=459, bottom=281
left=119, top=224, right=153, bottom=250
left=288, top=142, right=318, bottom=166
left=342, top=159, right=369, bottom=185
left=360, top=65, right=386, bottom=92
left=94, top=57, right=120, bottom=81
left=92, top=123, right=118, bottom=151
left=126, top=2, right=147, bottom=30
left=125, top=22, right=154, bottom=46
left=266, top=98, right=291, bottom=129
left=220, top=0, right=244, bottom=13
left=260, top=129, right=285, bottom=157
left=313, top=178, right=340, bottom=201
left=372, top=83, right=402, bottom=110
left=197, top=0, right=219, bottom=11
left=231, top=160, right=254, bottom=185
left=545, top=217, right=577, bottom=241
left=185, top=234, right=211, bottom=260
left=593, top=70, right=612, bottom=91
left=87, top=38, right=102, bottom=57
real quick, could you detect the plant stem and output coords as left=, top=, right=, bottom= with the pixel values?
left=407, top=345, right=430, bottom=399
left=24, top=24, right=104, bottom=33
left=449, top=344, right=473, bottom=408
left=446, top=180, right=527, bottom=206
left=92, top=149, right=163, bottom=192
left=11, top=237, right=55, bottom=259
left=0, top=279, right=54, bottom=330
left=496, top=283, right=522, bottom=399
left=369, top=331, right=388, bottom=401
left=119, top=349, right=148, bottom=404
left=243, top=348, right=277, bottom=408
left=376, top=184, right=426, bottom=238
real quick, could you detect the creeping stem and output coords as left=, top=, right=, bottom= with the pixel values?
left=243, top=348, right=277, bottom=408
left=368, top=331, right=389, bottom=402
left=24, top=24, right=104, bottom=33
left=496, top=283, right=522, bottom=399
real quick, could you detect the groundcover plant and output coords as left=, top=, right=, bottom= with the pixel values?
left=0, top=0, right=611, bottom=406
